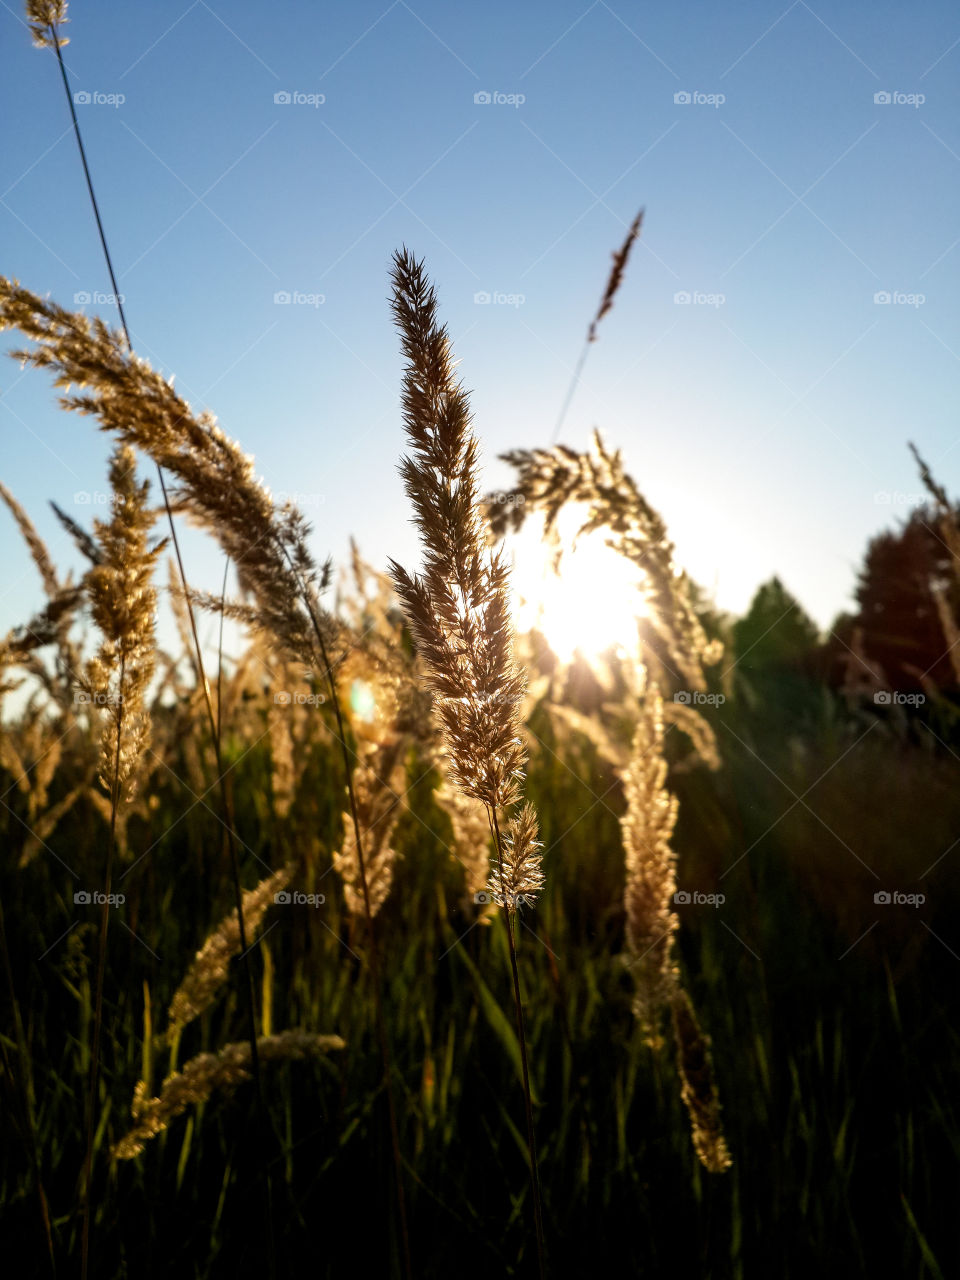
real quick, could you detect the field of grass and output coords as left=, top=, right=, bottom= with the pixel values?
left=2, top=8, right=958, bottom=1275
left=2, top=626, right=959, bottom=1277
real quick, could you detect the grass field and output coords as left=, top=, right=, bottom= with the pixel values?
left=2, top=569, right=959, bottom=1277
left=2, top=7, right=958, bottom=1275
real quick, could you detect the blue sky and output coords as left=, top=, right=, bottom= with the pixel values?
left=1, top=0, right=959, bottom=654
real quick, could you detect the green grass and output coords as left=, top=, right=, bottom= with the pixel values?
left=1, top=682, right=958, bottom=1277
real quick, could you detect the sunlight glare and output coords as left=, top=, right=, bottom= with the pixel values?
left=509, top=506, right=648, bottom=663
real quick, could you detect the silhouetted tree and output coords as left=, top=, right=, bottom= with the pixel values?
left=845, top=505, right=960, bottom=696
left=731, top=578, right=820, bottom=723
left=733, top=577, right=819, bottom=669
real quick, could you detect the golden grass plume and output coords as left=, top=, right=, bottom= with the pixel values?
left=113, top=1031, right=345, bottom=1160
left=165, top=862, right=295, bottom=1041
left=387, top=248, right=542, bottom=910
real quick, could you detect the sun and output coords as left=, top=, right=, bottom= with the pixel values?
left=509, top=505, right=648, bottom=663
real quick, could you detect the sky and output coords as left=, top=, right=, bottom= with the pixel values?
left=1, top=0, right=959, bottom=659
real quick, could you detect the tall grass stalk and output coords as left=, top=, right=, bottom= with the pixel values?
left=79, top=657, right=122, bottom=1279
left=551, top=208, right=644, bottom=444
left=279, top=551, right=413, bottom=1279
left=388, top=249, right=547, bottom=1276
left=0, top=265, right=414, bottom=1274
left=490, top=435, right=731, bottom=1172
left=488, top=806, right=546, bottom=1267
left=78, top=444, right=163, bottom=1276
left=25, top=7, right=278, bottom=1270
left=0, top=893, right=56, bottom=1274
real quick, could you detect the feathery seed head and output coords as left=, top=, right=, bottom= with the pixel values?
left=435, top=774, right=491, bottom=900
left=25, top=0, right=68, bottom=46
left=619, top=687, right=680, bottom=1045
left=166, top=863, right=295, bottom=1038
left=113, top=1031, right=345, bottom=1159
left=671, top=988, right=732, bottom=1173
left=0, top=277, right=339, bottom=672
left=333, top=739, right=405, bottom=918
left=83, top=444, right=163, bottom=799
left=488, top=430, right=721, bottom=692
left=387, top=249, right=543, bottom=906
left=487, top=801, right=543, bottom=909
